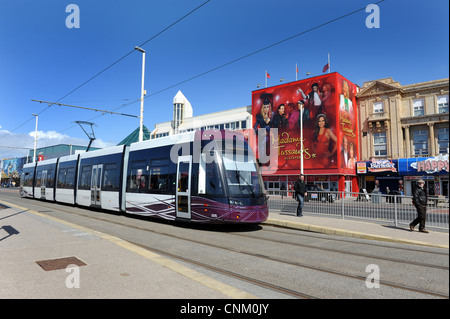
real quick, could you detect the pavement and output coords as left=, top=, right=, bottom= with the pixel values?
left=0, top=199, right=448, bottom=299
left=264, top=211, right=449, bottom=249
left=0, top=201, right=254, bottom=299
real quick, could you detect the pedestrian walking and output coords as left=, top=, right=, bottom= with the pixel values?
left=294, top=174, right=307, bottom=217
left=410, top=179, right=429, bottom=233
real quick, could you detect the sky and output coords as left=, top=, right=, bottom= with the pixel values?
left=0, top=0, right=449, bottom=159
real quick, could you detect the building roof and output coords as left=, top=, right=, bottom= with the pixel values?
left=27, top=144, right=100, bottom=160
left=117, top=125, right=151, bottom=146
left=173, top=90, right=193, bottom=118
left=150, top=105, right=251, bottom=135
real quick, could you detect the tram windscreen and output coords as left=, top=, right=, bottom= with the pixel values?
left=221, top=141, right=264, bottom=197
left=198, top=136, right=265, bottom=197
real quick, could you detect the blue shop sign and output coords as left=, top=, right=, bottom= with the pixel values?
left=398, top=154, right=449, bottom=176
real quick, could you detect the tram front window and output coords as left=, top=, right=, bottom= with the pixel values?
left=198, top=137, right=264, bottom=198
left=221, top=145, right=264, bottom=197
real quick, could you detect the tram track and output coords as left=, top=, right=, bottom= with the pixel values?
left=262, top=226, right=450, bottom=256
left=231, top=229, right=449, bottom=271
left=21, top=198, right=448, bottom=270
left=129, top=239, right=449, bottom=299
left=92, top=219, right=450, bottom=298
left=128, top=240, right=316, bottom=299
left=3, top=196, right=449, bottom=299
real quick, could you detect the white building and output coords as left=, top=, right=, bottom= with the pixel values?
left=150, top=90, right=251, bottom=139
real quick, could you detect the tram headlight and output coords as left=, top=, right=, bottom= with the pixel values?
left=229, top=199, right=244, bottom=206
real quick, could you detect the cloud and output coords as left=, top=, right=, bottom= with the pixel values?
left=0, top=129, right=116, bottom=159
left=29, top=130, right=62, bottom=139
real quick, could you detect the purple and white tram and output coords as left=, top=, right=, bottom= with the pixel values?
left=20, top=130, right=268, bottom=224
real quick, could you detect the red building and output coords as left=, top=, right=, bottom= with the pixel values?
left=251, top=72, right=359, bottom=194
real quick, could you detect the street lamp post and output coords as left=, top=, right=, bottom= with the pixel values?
left=32, top=113, right=38, bottom=163
left=134, top=46, right=146, bottom=142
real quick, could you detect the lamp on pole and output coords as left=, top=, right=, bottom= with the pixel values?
left=134, top=46, right=146, bottom=142
left=32, top=113, right=38, bottom=163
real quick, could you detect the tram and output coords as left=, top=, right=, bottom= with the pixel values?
left=20, top=130, right=269, bottom=224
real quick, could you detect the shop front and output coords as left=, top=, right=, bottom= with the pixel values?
left=357, top=154, right=449, bottom=198
left=356, top=159, right=401, bottom=194
left=398, top=154, right=449, bottom=198
left=262, top=174, right=341, bottom=196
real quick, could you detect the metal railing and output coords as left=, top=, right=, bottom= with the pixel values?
left=268, top=190, right=449, bottom=230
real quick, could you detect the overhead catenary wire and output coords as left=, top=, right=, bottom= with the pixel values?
left=39, top=0, right=212, bottom=108
left=29, top=0, right=388, bottom=141
left=0, top=0, right=212, bottom=142
left=1, top=0, right=386, bottom=156
left=31, top=100, right=141, bottom=118
left=142, top=0, right=386, bottom=99
left=88, top=0, right=387, bottom=114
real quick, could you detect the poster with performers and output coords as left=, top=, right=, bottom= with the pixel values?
left=251, top=72, right=358, bottom=175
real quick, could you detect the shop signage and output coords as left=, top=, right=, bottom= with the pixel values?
left=368, top=159, right=397, bottom=173
left=411, top=154, right=449, bottom=174
left=356, top=159, right=398, bottom=174
left=357, top=161, right=367, bottom=174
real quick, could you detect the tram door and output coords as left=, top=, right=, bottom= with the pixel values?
left=40, top=170, right=47, bottom=199
left=91, top=164, right=103, bottom=206
left=176, top=155, right=192, bottom=220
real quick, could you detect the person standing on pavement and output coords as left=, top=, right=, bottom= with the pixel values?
left=294, top=174, right=307, bottom=217
left=410, top=179, right=429, bottom=233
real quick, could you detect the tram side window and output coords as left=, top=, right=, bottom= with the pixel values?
left=79, top=165, right=92, bottom=190
left=58, top=168, right=67, bottom=188
left=35, top=171, right=42, bottom=187
left=65, top=168, right=75, bottom=189
left=47, top=170, right=54, bottom=188
left=127, top=160, right=148, bottom=193
left=58, top=167, right=76, bottom=189
left=103, top=163, right=119, bottom=191
left=149, top=159, right=169, bottom=192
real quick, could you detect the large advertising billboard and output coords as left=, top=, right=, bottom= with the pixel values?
left=1, top=157, right=27, bottom=186
left=251, top=72, right=358, bottom=175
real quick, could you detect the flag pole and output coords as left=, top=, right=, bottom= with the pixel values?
left=300, top=103, right=304, bottom=174
left=265, top=70, right=267, bottom=88
left=328, top=53, right=330, bottom=74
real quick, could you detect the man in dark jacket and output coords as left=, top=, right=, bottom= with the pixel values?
left=294, top=174, right=307, bottom=217
left=410, top=179, right=429, bottom=233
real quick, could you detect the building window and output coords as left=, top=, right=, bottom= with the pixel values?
left=173, top=103, right=184, bottom=128
left=437, top=95, right=449, bottom=114
left=373, top=101, right=384, bottom=113
left=413, top=99, right=425, bottom=116
left=153, top=132, right=168, bottom=139
left=413, top=130, right=428, bottom=156
left=437, top=128, right=449, bottom=154
left=373, top=132, right=387, bottom=156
